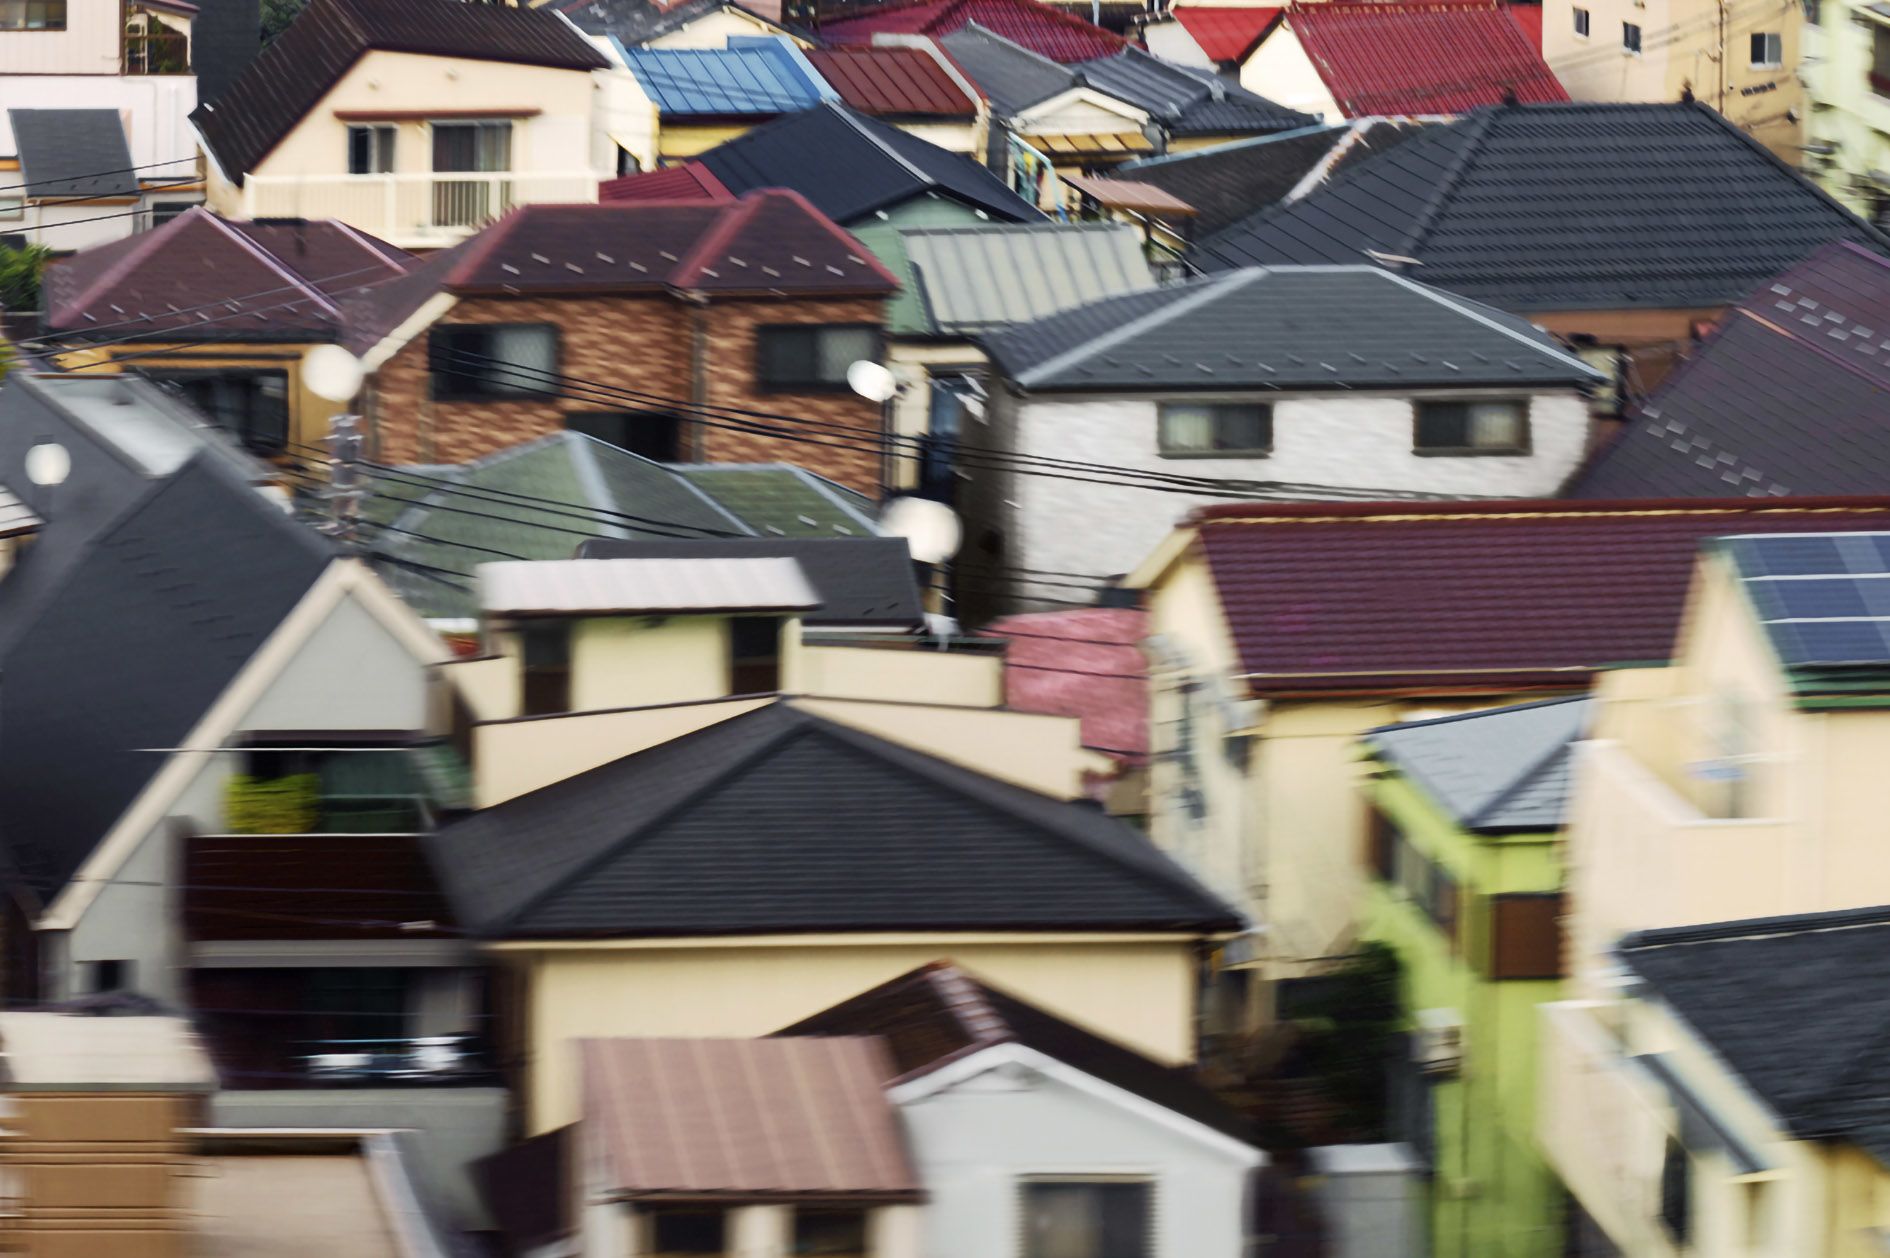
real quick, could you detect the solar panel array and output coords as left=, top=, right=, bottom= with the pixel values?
left=1727, top=533, right=1890, bottom=668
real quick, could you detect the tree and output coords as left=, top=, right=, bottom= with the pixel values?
left=261, top=0, right=308, bottom=43
left=0, top=243, right=51, bottom=316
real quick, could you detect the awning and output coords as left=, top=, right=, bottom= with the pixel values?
left=1063, top=172, right=1198, bottom=215
left=1023, top=132, right=1155, bottom=157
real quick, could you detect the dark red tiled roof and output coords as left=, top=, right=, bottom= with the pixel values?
left=1289, top=0, right=1567, bottom=117
left=820, top=0, right=1123, bottom=63
left=1172, top=6, right=1283, bottom=63
left=982, top=608, right=1148, bottom=760
left=1185, top=498, right=1890, bottom=695
left=45, top=207, right=412, bottom=342
left=806, top=46, right=980, bottom=117
left=598, top=160, right=734, bottom=202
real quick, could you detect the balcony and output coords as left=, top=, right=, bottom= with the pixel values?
left=239, top=172, right=601, bottom=248
left=123, top=28, right=188, bottom=75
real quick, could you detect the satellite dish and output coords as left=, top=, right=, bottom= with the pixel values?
left=24, top=441, right=70, bottom=488
left=879, top=495, right=962, bottom=565
left=847, top=360, right=898, bottom=404
left=304, top=344, right=365, bottom=404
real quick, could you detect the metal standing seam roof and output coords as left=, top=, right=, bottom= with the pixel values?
left=581, top=1036, right=922, bottom=1200
left=937, top=22, right=1079, bottom=114
left=805, top=46, right=981, bottom=117
left=898, top=222, right=1156, bottom=335
left=617, top=38, right=833, bottom=115
left=819, top=0, right=1125, bottom=62
left=1364, top=695, right=1591, bottom=831
left=1072, top=47, right=1315, bottom=134
left=1060, top=172, right=1197, bottom=215
left=478, top=556, right=820, bottom=615
left=575, top=538, right=925, bottom=630
left=8, top=110, right=138, bottom=198
left=1171, top=6, right=1283, bottom=62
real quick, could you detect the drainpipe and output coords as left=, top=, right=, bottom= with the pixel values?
left=687, top=294, right=708, bottom=461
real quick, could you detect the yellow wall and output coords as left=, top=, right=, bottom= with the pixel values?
left=568, top=614, right=739, bottom=711
left=473, top=696, right=769, bottom=805
left=645, top=9, right=809, bottom=48
left=1238, top=27, right=1338, bottom=119
left=514, top=935, right=1200, bottom=1130
left=797, top=643, right=1003, bottom=708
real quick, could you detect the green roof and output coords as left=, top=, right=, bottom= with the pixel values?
left=674, top=464, right=878, bottom=540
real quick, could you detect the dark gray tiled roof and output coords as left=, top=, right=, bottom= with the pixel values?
left=1072, top=48, right=1313, bottom=134
left=10, top=110, right=137, bottom=198
left=982, top=265, right=1602, bottom=392
left=1195, top=103, right=1890, bottom=313
left=427, top=704, right=1240, bottom=938
left=939, top=23, right=1077, bottom=114
left=1622, top=906, right=1890, bottom=1165
left=1365, top=696, right=1590, bottom=832
left=575, top=538, right=925, bottom=630
left=1571, top=242, right=1890, bottom=499
left=696, top=101, right=1039, bottom=224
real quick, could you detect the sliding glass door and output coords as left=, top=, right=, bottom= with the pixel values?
left=431, top=121, right=513, bottom=228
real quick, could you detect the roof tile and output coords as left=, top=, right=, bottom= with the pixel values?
left=821, top=0, right=1123, bottom=63
left=1287, top=0, right=1566, bottom=116
left=806, top=46, right=980, bottom=116
left=1172, top=6, right=1282, bottom=62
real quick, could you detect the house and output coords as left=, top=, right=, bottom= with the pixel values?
left=1069, top=47, right=1317, bottom=153
left=965, top=265, right=1602, bottom=597
left=845, top=221, right=1156, bottom=497
left=0, top=0, right=202, bottom=248
left=804, top=43, right=986, bottom=154
left=1145, top=6, right=1286, bottom=77
left=1801, top=0, right=1890, bottom=220
left=819, top=0, right=1125, bottom=64
left=596, top=156, right=733, bottom=201
left=1359, top=697, right=1587, bottom=1258
left=191, top=0, right=612, bottom=249
left=779, top=961, right=1266, bottom=1258
left=425, top=698, right=1241, bottom=1130
left=0, top=372, right=505, bottom=1223
left=347, top=190, right=901, bottom=489
left=1241, top=0, right=1567, bottom=120
left=1570, top=242, right=1890, bottom=498
left=611, top=37, right=835, bottom=167
left=549, top=0, right=813, bottom=51
left=1122, top=497, right=1890, bottom=1023
left=1547, top=0, right=1803, bottom=159
left=1197, top=102, right=1890, bottom=407
left=1540, top=908, right=1890, bottom=1257
left=572, top=1037, right=922, bottom=1258
left=42, top=207, right=413, bottom=454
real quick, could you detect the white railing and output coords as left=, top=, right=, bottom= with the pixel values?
left=240, top=171, right=601, bottom=245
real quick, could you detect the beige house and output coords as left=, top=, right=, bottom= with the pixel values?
left=192, top=0, right=612, bottom=249
left=1545, top=0, right=1805, bottom=156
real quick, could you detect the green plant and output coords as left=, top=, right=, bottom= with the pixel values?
left=0, top=244, right=49, bottom=316
left=260, top=0, right=307, bottom=42
left=224, top=773, right=319, bottom=834
left=1287, top=942, right=1405, bottom=1138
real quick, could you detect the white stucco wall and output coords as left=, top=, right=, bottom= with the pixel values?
left=1238, top=28, right=1337, bottom=118
left=0, top=76, right=197, bottom=168
left=895, top=1050, right=1261, bottom=1258
left=990, top=389, right=1590, bottom=582
left=1143, top=20, right=1218, bottom=70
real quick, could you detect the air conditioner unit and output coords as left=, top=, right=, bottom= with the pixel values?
left=1413, top=1008, right=1465, bottom=1077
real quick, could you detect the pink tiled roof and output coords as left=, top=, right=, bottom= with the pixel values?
left=1172, top=6, right=1282, bottom=63
left=820, top=0, right=1124, bottom=63
left=1288, top=0, right=1567, bottom=117
left=982, top=608, right=1148, bottom=760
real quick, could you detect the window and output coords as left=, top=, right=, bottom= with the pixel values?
left=307, top=968, right=408, bottom=1043
left=143, top=368, right=290, bottom=453
left=566, top=411, right=682, bottom=462
left=0, top=197, right=22, bottom=222
left=236, top=741, right=430, bottom=834
left=756, top=325, right=880, bottom=391
left=1413, top=399, right=1529, bottom=454
left=520, top=621, right=571, bottom=716
left=1876, top=26, right=1890, bottom=92
left=794, top=1208, right=868, bottom=1256
left=649, top=1208, right=724, bottom=1255
left=729, top=617, right=781, bottom=694
left=431, top=121, right=513, bottom=226
left=1623, top=20, right=1642, bottom=52
left=1021, top=1180, right=1152, bottom=1258
left=1803, top=0, right=1819, bottom=25
left=1156, top=402, right=1272, bottom=456
left=0, top=0, right=66, bottom=30
left=1368, top=807, right=1400, bottom=883
left=428, top=324, right=558, bottom=400
left=1659, top=1139, right=1692, bottom=1246
left=1750, top=31, right=1782, bottom=67
left=88, top=960, right=129, bottom=993
left=1573, top=6, right=1589, bottom=35
left=347, top=125, right=395, bottom=175
left=150, top=200, right=194, bottom=227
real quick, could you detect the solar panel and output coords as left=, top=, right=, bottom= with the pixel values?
left=1725, top=533, right=1890, bottom=669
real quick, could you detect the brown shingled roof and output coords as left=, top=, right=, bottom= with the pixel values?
left=805, top=46, right=980, bottom=118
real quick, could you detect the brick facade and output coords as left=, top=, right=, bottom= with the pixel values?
left=366, top=292, right=889, bottom=495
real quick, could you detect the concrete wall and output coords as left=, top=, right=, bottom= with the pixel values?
left=993, top=389, right=1591, bottom=586
left=1143, top=19, right=1218, bottom=70
left=517, top=937, right=1200, bottom=1130
left=896, top=1053, right=1258, bottom=1258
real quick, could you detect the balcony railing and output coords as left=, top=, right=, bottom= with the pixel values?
left=240, top=171, right=600, bottom=247
left=123, top=29, right=188, bottom=74
left=302, top=1034, right=489, bottom=1086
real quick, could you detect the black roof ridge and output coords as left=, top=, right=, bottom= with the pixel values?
left=1622, top=902, right=1890, bottom=953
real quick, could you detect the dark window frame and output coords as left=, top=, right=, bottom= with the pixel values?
left=0, top=0, right=66, bottom=30
left=1749, top=30, right=1782, bottom=66
left=520, top=620, right=572, bottom=717
left=793, top=1207, right=869, bottom=1257
left=754, top=324, right=883, bottom=393
left=427, top=323, right=560, bottom=402
left=1156, top=401, right=1274, bottom=458
left=347, top=124, right=396, bottom=175
left=1623, top=20, right=1643, bottom=52
left=141, top=366, right=291, bottom=453
left=648, top=1206, right=726, bottom=1254
left=1019, top=1177, right=1154, bottom=1258
left=565, top=410, right=684, bottom=462
left=1413, top=398, right=1532, bottom=456
left=729, top=617, right=782, bottom=695
left=1573, top=5, right=1590, bottom=35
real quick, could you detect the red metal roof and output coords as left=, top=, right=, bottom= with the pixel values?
left=1184, top=498, right=1890, bottom=695
left=579, top=1036, right=922, bottom=1199
left=1507, top=2, right=1542, bottom=48
left=806, top=46, right=980, bottom=116
left=820, top=0, right=1124, bottom=64
left=1288, top=0, right=1567, bottom=117
left=598, top=160, right=734, bottom=203
left=1172, top=6, right=1282, bottom=63
left=982, top=608, right=1148, bottom=760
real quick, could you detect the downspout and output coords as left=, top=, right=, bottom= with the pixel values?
left=688, top=293, right=709, bottom=461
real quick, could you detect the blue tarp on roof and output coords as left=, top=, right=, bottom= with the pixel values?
left=616, top=36, right=834, bottom=115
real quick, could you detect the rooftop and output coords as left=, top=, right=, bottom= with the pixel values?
left=1718, top=531, right=1890, bottom=703
left=805, top=45, right=981, bottom=117
left=575, top=538, right=925, bottom=630
left=598, top=160, right=735, bottom=203
left=981, top=607, right=1148, bottom=759
left=938, top=21, right=1080, bottom=114
left=479, top=556, right=821, bottom=616
left=1072, top=46, right=1315, bottom=135
left=1196, top=103, right=1890, bottom=312
left=555, top=0, right=798, bottom=42
left=819, top=0, right=1124, bottom=63
left=1364, top=695, right=1592, bottom=831
left=618, top=38, right=833, bottom=115
left=1171, top=6, right=1283, bottom=62
left=9, top=109, right=138, bottom=198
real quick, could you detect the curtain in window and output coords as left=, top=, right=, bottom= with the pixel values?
left=491, top=326, right=555, bottom=394
left=1160, top=404, right=1215, bottom=452
left=815, top=328, right=876, bottom=383
left=1465, top=402, right=1524, bottom=449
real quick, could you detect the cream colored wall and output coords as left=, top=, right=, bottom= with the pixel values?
left=795, top=696, right=1104, bottom=798
left=441, top=655, right=519, bottom=724
left=891, top=119, right=981, bottom=155
left=1016, top=91, right=1150, bottom=138
left=797, top=644, right=1003, bottom=708
left=885, top=342, right=985, bottom=492
left=566, top=615, right=739, bottom=711
left=645, top=8, right=807, bottom=48
left=1238, top=28, right=1337, bottom=119
left=473, top=697, right=768, bottom=806
left=516, top=935, right=1200, bottom=1130
left=0, top=0, right=124, bottom=74
left=244, top=50, right=598, bottom=179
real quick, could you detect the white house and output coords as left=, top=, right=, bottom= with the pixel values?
left=965, top=265, right=1601, bottom=598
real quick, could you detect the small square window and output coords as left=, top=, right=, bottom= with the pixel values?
left=1573, top=6, right=1589, bottom=36
left=1021, top=1180, right=1152, bottom=1258
left=428, top=324, right=559, bottom=400
left=520, top=621, right=571, bottom=717
left=756, top=325, right=880, bottom=391
left=794, top=1208, right=868, bottom=1256
left=648, top=1206, right=724, bottom=1254
left=1750, top=31, right=1782, bottom=67
left=1157, top=402, right=1272, bottom=456
left=1414, top=400, right=1529, bottom=454
left=729, top=617, right=781, bottom=695
left=347, top=125, right=395, bottom=175
left=1623, top=20, right=1642, bottom=52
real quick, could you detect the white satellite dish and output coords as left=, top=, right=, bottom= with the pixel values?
left=304, top=344, right=365, bottom=404
left=879, top=495, right=962, bottom=565
left=24, top=441, right=70, bottom=488
left=846, top=359, right=898, bottom=404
